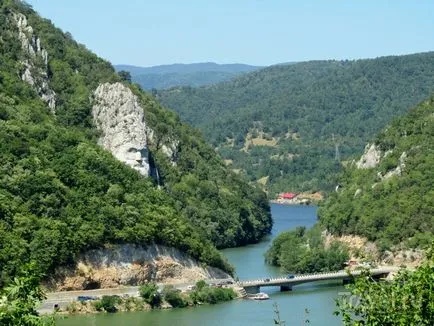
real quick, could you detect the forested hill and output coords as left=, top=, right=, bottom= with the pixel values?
left=0, top=0, right=271, bottom=284
left=318, top=95, right=434, bottom=249
left=115, top=62, right=262, bottom=89
left=157, top=53, right=434, bottom=194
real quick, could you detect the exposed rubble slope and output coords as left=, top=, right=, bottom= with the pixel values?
left=45, top=244, right=230, bottom=291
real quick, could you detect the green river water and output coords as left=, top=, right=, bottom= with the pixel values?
left=57, top=204, right=344, bottom=325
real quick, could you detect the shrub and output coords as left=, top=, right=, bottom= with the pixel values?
left=190, top=285, right=236, bottom=304
left=94, top=295, right=120, bottom=313
left=336, top=243, right=434, bottom=325
left=195, top=280, right=207, bottom=291
left=139, top=282, right=161, bottom=307
left=162, top=286, right=187, bottom=308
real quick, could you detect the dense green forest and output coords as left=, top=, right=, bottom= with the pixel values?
left=115, top=63, right=261, bottom=90
left=318, top=96, right=434, bottom=249
left=0, top=0, right=271, bottom=285
left=265, top=225, right=349, bottom=273
left=158, top=53, right=434, bottom=194
left=265, top=95, right=433, bottom=273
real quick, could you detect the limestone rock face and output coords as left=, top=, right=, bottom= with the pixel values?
left=356, top=143, right=382, bottom=169
left=12, top=12, right=56, bottom=111
left=92, top=82, right=152, bottom=176
left=45, top=244, right=231, bottom=291
left=354, top=142, right=408, bottom=185
left=382, top=151, right=407, bottom=180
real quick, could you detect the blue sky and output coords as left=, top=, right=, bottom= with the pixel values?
left=27, top=0, right=434, bottom=67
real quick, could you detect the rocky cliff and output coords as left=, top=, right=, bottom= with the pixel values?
left=11, top=9, right=158, bottom=177
left=92, top=82, right=153, bottom=176
left=45, top=244, right=230, bottom=291
left=355, top=143, right=407, bottom=182
left=355, top=143, right=382, bottom=169
left=92, top=82, right=179, bottom=178
left=11, top=12, right=56, bottom=111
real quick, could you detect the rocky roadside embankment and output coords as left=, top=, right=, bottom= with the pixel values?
left=43, top=244, right=230, bottom=291
left=323, top=232, right=424, bottom=268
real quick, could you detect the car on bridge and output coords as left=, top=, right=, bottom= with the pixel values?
left=264, top=278, right=270, bottom=282
left=287, top=274, right=295, bottom=279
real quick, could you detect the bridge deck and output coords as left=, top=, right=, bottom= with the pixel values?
left=238, top=267, right=398, bottom=288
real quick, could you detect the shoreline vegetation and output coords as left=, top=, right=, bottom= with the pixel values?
left=265, top=225, right=350, bottom=274
left=1, top=1, right=432, bottom=324
left=269, top=199, right=316, bottom=206
left=56, top=281, right=237, bottom=316
left=270, top=192, right=324, bottom=206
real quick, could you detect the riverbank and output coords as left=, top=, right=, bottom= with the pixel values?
left=48, top=281, right=239, bottom=316
left=39, top=277, right=237, bottom=314
left=270, top=192, right=324, bottom=205
left=270, top=199, right=311, bottom=205
left=270, top=195, right=323, bottom=206
left=55, top=205, right=347, bottom=326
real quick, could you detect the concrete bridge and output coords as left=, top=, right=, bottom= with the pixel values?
left=238, top=267, right=398, bottom=294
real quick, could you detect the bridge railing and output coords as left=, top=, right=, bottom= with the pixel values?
left=238, top=268, right=393, bottom=285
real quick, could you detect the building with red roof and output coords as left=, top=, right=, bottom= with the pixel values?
left=278, top=192, right=298, bottom=200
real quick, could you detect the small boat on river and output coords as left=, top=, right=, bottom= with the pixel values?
left=248, top=292, right=269, bottom=300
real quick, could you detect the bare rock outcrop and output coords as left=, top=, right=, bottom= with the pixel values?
left=45, top=244, right=230, bottom=291
left=12, top=12, right=56, bottom=111
left=355, top=142, right=407, bottom=182
left=324, top=232, right=424, bottom=268
left=382, top=248, right=424, bottom=267
left=92, top=82, right=179, bottom=177
left=382, top=151, right=407, bottom=180
left=92, top=82, right=153, bottom=176
left=356, top=143, right=382, bottom=169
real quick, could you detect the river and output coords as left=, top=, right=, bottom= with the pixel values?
left=57, top=204, right=343, bottom=325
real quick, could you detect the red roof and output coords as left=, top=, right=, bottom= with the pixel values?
left=279, top=192, right=297, bottom=199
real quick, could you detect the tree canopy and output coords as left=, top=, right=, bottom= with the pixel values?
left=0, top=264, right=54, bottom=326
left=158, top=53, right=434, bottom=194
left=318, top=95, right=434, bottom=249
left=265, top=225, right=349, bottom=273
left=0, top=0, right=271, bottom=285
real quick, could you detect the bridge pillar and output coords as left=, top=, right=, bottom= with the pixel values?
left=244, top=286, right=260, bottom=294
left=280, top=285, right=292, bottom=292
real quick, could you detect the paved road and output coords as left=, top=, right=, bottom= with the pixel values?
left=39, top=286, right=140, bottom=314
left=38, top=278, right=234, bottom=314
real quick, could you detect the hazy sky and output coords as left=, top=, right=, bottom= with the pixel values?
left=26, top=0, right=434, bottom=67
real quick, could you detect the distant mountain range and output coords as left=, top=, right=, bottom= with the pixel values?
left=157, top=52, right=434, bottom=194
left=116, top=62, right=262, bottom=75
left=114, top=62, right=262, bottom=89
